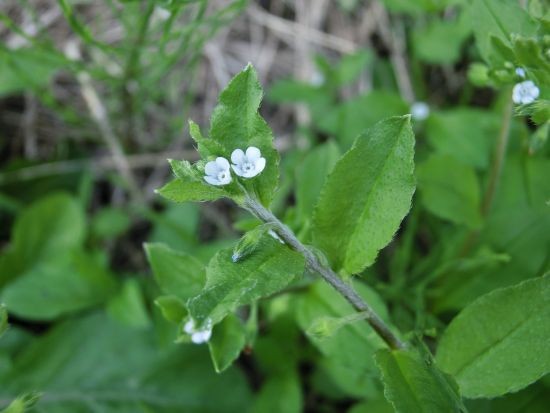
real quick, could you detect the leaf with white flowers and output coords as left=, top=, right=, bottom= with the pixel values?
left=187, top=234, right=305, bottom=327
left=312, top=116, right=415, bottom=275
left=209, top=64, right=279, bottom=206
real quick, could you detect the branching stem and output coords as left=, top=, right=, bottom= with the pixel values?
left=243, top=195, right=405, bottom=350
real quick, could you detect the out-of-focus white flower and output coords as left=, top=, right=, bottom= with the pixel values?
left=515, top=67, right=526, bottom=78
left=183, top=318, right=213, bottom=344
left=204, top=157, right=232, bottom=186
left=512, top=80, right=540, bottom=105
left=410, top=101, right=430, bottom=121
left=231, top=147, right=266, bottom=178
left=310, top=71, right=325, bottom=86
left=152, top=6, right=171, bottom=22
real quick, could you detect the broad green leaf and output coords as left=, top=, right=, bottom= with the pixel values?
left=466, top=380, right=550, bottom=413
left=318, top=91, right=408, bottom=148
left=91, top=207, right=131, bottom=240
left=188, top=234, right=305, bottom=326
left=0, top=193, right=85, bottom=287
left=1, top=252, right=117, bottom=320
left=106, top=279, right=150, bottom=329
left=149, top=202, right=200, bottom=252
left=412, top=12, right=471, bottom=64
left=425, top=108, right=499, bottom=170
left=467, top=0, right=537, bottom=64
left=436, top=276, right=550, bottom=398
left=375, top=348, right=465, bottom=413
left=208, top=313, right=246, bottom=373
left=144, top=243, right=205, bottom=301
left=295, top=141, right=340, bottom=223
left=417, top=155, right=482, bottom=228
left=209, top=64, right=279, bottom=206
left=294, top=281, right=389, bottom=373
left=433, top=156, right=550, bottom=311
left=251, top=371, right=302, bottom=413
left=313, top=116, right=415, bottom=275
left=0, top=313, right=252, bottom=412
left=348, top=400, right=394, bottom=413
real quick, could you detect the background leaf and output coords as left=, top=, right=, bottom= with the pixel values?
left=436, top=276, right=550, bottom=398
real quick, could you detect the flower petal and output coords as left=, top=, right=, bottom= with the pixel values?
left=183, top=319, right=195, bottom=334
left=204, top=160, right=219, bottom=176
left=231, top=164, right=245, bottom=177
left=231, top=149, right=245, bottom=165
left=215, top=157, right=230, bottom=170
left=204, top=175, right=221, bottom=185
left=254, top=157, right=266, bottom=175
left=246, top=146, right=261, bottom=162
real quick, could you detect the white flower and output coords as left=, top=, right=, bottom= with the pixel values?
left=204, top=157, right=232, bottom=186
left=515, top=67, right=526, bottom=78
left=231, top=147, right=266, bottom=178
left=410, top=101, right=430, bottom=121
left=183, top=318, right=212, bottom=344
left=512, top=80, right=540, bottom=105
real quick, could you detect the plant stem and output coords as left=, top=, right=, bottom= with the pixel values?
left=243, top=195, right=405, bottom=350
left=459, top=93, right=513, bottom=256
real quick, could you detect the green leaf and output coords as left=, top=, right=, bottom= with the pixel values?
left=0, top=313, right=252, bottom=412
left=412, top=12, right=471, bottom=64
left=107, top=279, right=151, bottom=329
left=295, top=141, right=340, bottom=223
left=208, top=313, right=247, bottom=373
left=375, top=348, right=465, bottom=413
left=466, top=380, right=550, bottom=413
left=251, top=371, right=302, bottom=413
left=417, top=155, right=482, bottom=228
left=154, top=295, right=187, bottom=324
left=209, top=64, right=279, bottom=206
left=467, top=0, right=537, bottom=64
left=425, top=108, right=499, bottom=170
left=436, top=276, right=550, bottom=398
left=0, top=193, right=85, bottom=287
left=1, top=252, right=117, bottom=321
left=156, top=177, right=227, bottom=203
left=188, top=234, right=305, bottom=326
left=91, top=207, right=131, bottom=240
left=144, top=243, right=205, bottom=301
left=318, top=91, right=408, bottom=148
left=0, top=47, right=62, bottom=97
left=313, top=116, right=416, bottom=275
left=294, top=281, right=389, bottom=373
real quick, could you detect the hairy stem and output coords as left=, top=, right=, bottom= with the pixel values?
left=243, top=195, right=405, bottom=350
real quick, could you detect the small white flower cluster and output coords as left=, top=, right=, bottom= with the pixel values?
left=512, top=68, right=540, bottom=105
left=204, top=146, right=266, bottom=186
left=183, top=318, right=212, bottom=344
left=410, top=101, right=430, bottom=121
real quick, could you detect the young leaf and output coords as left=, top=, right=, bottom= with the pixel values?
left=312, top=116, right=415, bottom=275
left=375, top=348, right=465, bottom=413
left=208, top=313, right=247, bottom=373
left=107, top=279, right=150, bottom=329
left=209, top=64, right=279, bottom=206
left=144, top=243, right=205, bottom=301
left=155, top=295, right=187, bottom=324
left=436, top=275, right=550, bottom=398
left=0, top=392, right=41, bottom=413
left=417, top=155, right=482, bottom=228
left=187, top=234, right=305, bottom=327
